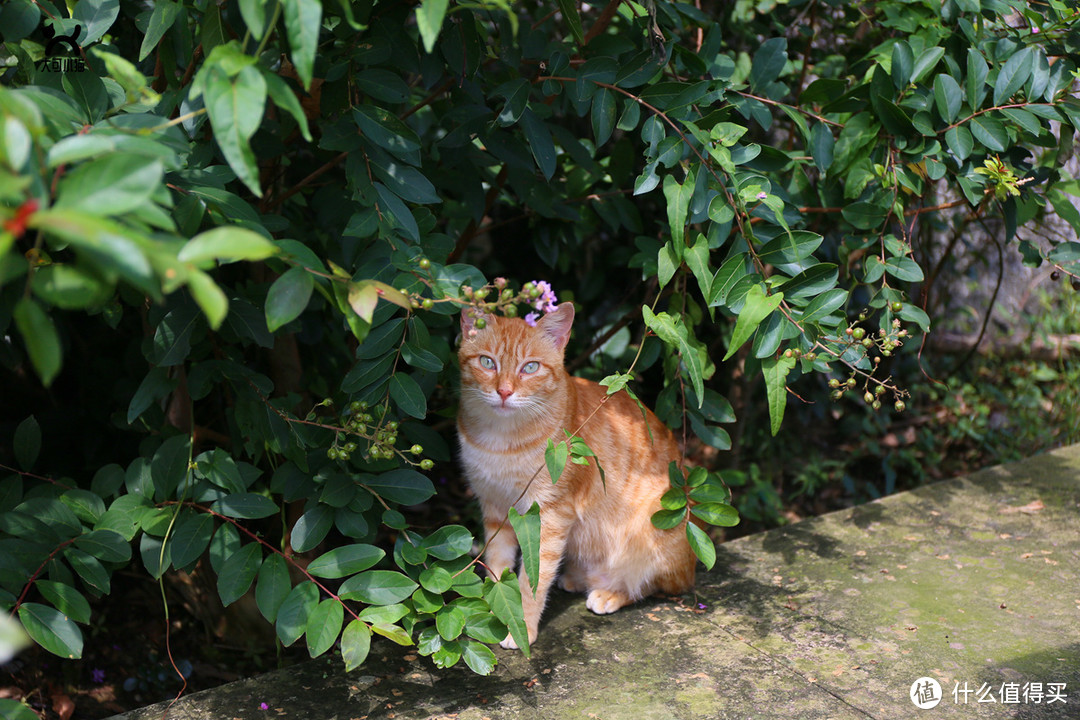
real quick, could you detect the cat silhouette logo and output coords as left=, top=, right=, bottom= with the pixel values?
left=36, top=23, right=88, bottom=73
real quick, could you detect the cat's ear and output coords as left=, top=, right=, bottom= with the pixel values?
left=460, top=307, right=489, bottom=336
left=538, top=303, right=574, bottom=350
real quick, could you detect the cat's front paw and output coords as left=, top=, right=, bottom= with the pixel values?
left=499, top=634, right=520, bottom=650
left=586, top=589, right=631, bottom=615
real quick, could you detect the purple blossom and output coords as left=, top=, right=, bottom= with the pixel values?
left=531, top=280, right=558, bottom=313
left=91, top=668, right=106, bottom=684
left=260, top=702, right=269, bottom=710
left=697, top=602, right=707, bottom=610
left=756, top=191, right=767, bottom=201
left=524, top=312, right=540, bottom=327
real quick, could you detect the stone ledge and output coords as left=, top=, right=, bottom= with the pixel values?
left=112, top=444, right=1080, bottom=719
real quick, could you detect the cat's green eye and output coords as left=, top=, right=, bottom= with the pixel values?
left=479, top=356, right=496, bottom=370
left=522, top=361, right=540, bottom=374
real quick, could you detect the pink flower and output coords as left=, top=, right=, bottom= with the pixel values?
left=531, top=280, right=558, bottom=313
left=756, top=191, right=767, bottom=200
left=259, top=702, right=269, bottom=710
left=525, top=312, right=540, bottom=327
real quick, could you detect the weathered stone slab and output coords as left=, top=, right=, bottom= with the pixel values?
left=113, top=445, right=1080, bottom=719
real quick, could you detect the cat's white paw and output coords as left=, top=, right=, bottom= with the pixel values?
left=500, top=634, right=520, bottom=650
left=586, top=589, right=631, bottom=614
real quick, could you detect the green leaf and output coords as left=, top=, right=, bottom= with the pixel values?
left=994, top=47, right=1033, bottom=106
left=138, top=0, right=181, bottom=61
left=217, top=542, right=263, bottom=607
left=374, top=182, right=420, bottom=242
left=211, top=492, right=278, bottom=519
left=750, top=37, right=787, bottom=90
left=0, top=699, right=39, bottom=720
left=186, top=270, right=228, bottom=330
left=969, top=115, right=1008, bottom=153
left=910, top=47, right=945, bottom=84
left=660, top=488, right=688, bottom=511
left=265, top=267, right=314, bottom=331
left=353, top=106, right=421, bottom=162
left=73, top=0, right=119, bottom=44
left=555, top=0, right=584, bottom=44
left=421, top=525, right=473, bottom=561
left=461, top=639, right=497, bottom=675
left=73, top=529, right=131, bottom=563
left=508, top=502, right=540, bottom=597
left=13, top=415, right=40, bottom=471
left=662, top=170, right=694, bottom=248
left=842, top=201, right=888, bottom=230
left=436, top=603, right=467, bottom=641
left=14, top=298, right=61, bottom=386
left=545, top=438, right=569, bottom=483
left=758, top=230, right=823, bottom=268
left=389, top=374, right=427, bottom=419
left=891, top=41, right=913, bottom=88
left=685, top=234, right=712, bottom=301
left=800, top=288, right=848, bottom=325
left=179, top=227, right=278, bottom=267
left=884, top=256, right=925, bottom=282
left=690, top=502, right=741, bottom=527
left=307, top=544, right=385, bottom=578
left=169, top=512, right=215, bottom=569
left=933, top=74, right=962, bottom=123
left=416, top=0, right=449, bottom=53
left=521, top=108, right=556, bottom=181
left=338, top=569, right=419, bottom=605
left=204, top=64, right=266, bottom=196
left=420, top=565, right=453, bottom=593
left=282, top=0, right=322, bottom=89
left=276, top=581, right=319, bottom=646
left=306, top=599, right=344, bottom=658
left=65, top=548, right=111, bottom=594
left=54, top=154, right=163, bottom=217
left=465, top=614, right=508, bottom=644
left=591, top=88, right=616, bottom=147
left=945, top=125, right=974, bottom=160
left=363, top=469, right=435, bottom=505
left=686, top=521, right=716, bottom=570
left=35, top=580, right=91, bottom=625
left=484, top=576, right=529, bottom=656
left=291, top=504, right=334, bottom=553
left=709, top=253, right=749, bottom=307
left=340, top=619, right=372, bottom=671
left=18, top=603, right=83, bottom=659
left=723, top=285, right=783, bottom=361
left=651, top=508, right=685, bottom=530
left=151, top=434, right=190, bottom=500
left=255, top=552, right=291, bottom=624
left=762, top=354, right=796, bottom=436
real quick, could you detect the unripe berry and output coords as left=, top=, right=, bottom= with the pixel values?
left=872, top=400, right=881, bottom=410
left=474, top=317, right=487, bottom=329
left=829, top=378, right=840, bottom=389
left=890, top=301, right=903, bottom=312
left=847, top=378, right=856, bottom=388
left=418, top=257, right=431, bottom=270
left=421, top=298, right=434, bottom=310
left=410, top=444, right=423, bottom=455
left=864, top=392, right=874, bottom=404
left=420, top=459, right=434, bottom=470
left=852, top=327, right=866, bottom=341
left=474, top=288, right=489, bottom=301
left=894, top=400, right=906, bottom=412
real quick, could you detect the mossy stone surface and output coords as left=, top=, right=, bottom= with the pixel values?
left=112, top=445, right=1080, bottom=719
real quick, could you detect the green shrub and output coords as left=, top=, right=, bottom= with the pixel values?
left=0, top=0, right=1077, bottom=678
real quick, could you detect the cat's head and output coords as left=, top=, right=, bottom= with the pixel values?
left=458, top=303, right=574, bottom=420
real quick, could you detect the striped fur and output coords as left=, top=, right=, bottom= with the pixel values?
left=457, top=303, right=697, bottom=648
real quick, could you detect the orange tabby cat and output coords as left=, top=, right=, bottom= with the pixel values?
left=457, top=302, right=697, bottom=648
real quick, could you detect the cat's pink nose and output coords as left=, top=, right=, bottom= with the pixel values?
left=497, top=387, right=513, bottom=401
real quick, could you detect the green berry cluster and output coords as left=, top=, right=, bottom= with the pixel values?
left=324, top=400, right=434, bottom=470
